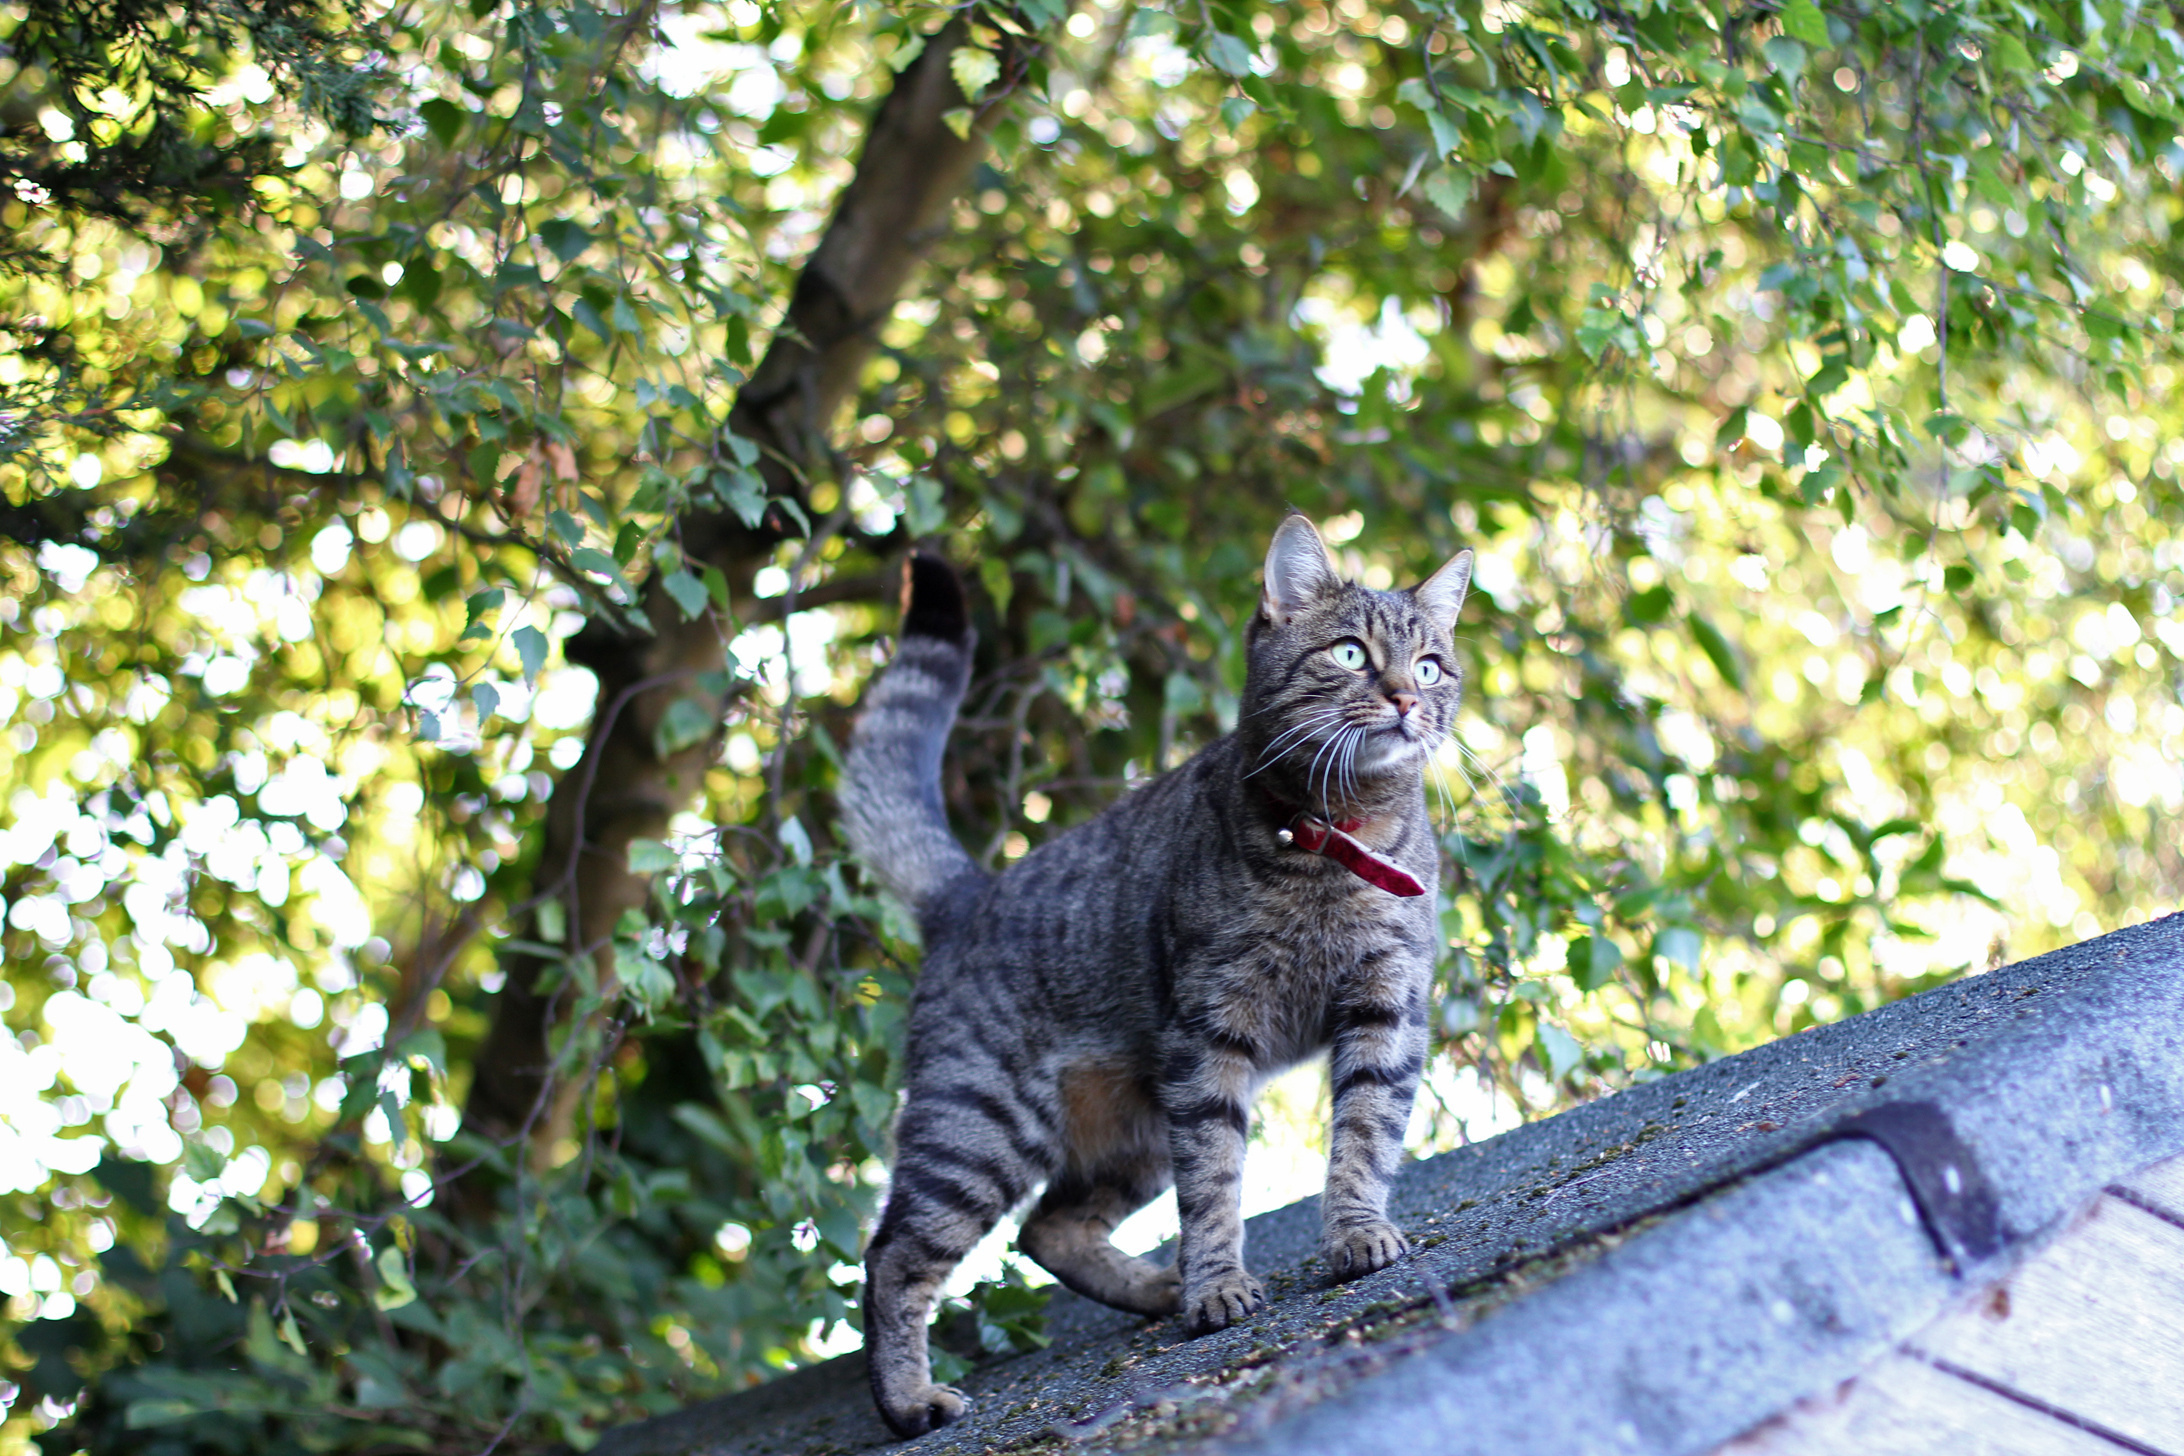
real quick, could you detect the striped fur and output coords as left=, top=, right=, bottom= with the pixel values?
left=843, top=517, right=1472, bottom=1439
left=840, top=554, right=982, bottom=911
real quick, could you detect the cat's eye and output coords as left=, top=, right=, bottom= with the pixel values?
left=1416, top=658, right=1443, bottom=686
left=1330, top=640, right=1369, bottom=671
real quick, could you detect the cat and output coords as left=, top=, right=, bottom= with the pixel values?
left=840, top=513, right=1473, bottom=1438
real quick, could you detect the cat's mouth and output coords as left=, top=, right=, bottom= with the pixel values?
left=1262, top=717, right=1429, bottom=792
left=1356, top=720, right=1427, bottom=770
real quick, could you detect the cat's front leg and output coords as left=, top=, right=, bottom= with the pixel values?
left=1321, top=983, right=1430, bottom=1279
left=1162, top=1043, right=1266, bottom=1335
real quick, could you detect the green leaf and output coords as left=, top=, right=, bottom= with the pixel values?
left=82, top=1159, right=157, bottom=1225
left=979, top=556, right=1013, bottom=615
left=182, top=1141, right=225, bottom=1183
left=1761, top=36, right=1808, bottom=76
left=396, top=1028, right=447, bottom=1072
left=1139, top=362, right=1227, bottom=418
left=397, top=261, right=442, bottom=309
left=1656, top=927, right=1704, bottom=971
left=1778, top=0, right=1831, bottom=48
left=1567, top=933, right=1624, bottom=991
left=571, top=296, right=611, bottom=341
left=420, top=96, right=465, bottom=146
left=613, top=519, right=645, bottom=567
left=757, top=106, right=812, bottom=147
left=1424, top=107, right=1465, bottom=161
left=512, top=625, right=548, bottom=684
left=616, top=943, right=678, bottom=1011
left=1807, top=354, right=1849, bottom=398
left=571, top=547, right=622, bottom=580
left=538, top=217, right=592, bottom=263
left=1423, top=164, right=1475, bottom=216
left=627, top=839, right=679, bottom=874
left=717, top=467, right=767, bottom=529
left=662, top=568, right=709, bottom=620
left=1989, top=34, right=2035, bottom=73
left=1204, top=30, right=1255, bottom=77
left=462, top=586, right=503, bottom=641
left=338, top=1066, right=379, bottom=1122
left=1686, top=613, right=1744, bottom=689
left=951, top=45, right=1000, bottom=102
left=755, top=865, right=822, bottom=920
left=888, top=32, right=927, bottom=73
left=125, top=1399, right=204, bottom=1429
left=1625, top=585, right=1674, bottom=625
left=472, top=681, right=499, bottom=722
left=904, top=474, right=947, bottom=535
left=1715, top=405, right=1750, bottom=448
left=372, top=1245, right=417, bottom=1311
left=1536, top=1022, right=1584, bottom=1080
left=1943, top=563, right=1975, bottom=592
left=655, top=696, right=715, bottom=755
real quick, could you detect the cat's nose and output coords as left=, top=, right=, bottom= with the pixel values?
left=1389, top=691, right=1419, bottom=718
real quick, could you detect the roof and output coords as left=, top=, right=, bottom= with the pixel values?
left=594, top=912, right=2184, bottom=1456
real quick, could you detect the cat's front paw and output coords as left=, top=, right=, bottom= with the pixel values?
left=1322, top=1219, right=1409, bottom=1280
left=1182, top=1269, right=1266, bottom=1336
left=879, top=1384, right=969, bottom=1439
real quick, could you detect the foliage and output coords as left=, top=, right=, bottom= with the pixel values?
left=2, top=0, right=2182, bottom=1450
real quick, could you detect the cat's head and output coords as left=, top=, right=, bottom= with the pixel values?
left=1240, top=514, right=1473, bottom=812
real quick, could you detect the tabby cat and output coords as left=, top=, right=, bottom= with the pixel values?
left=842, top=514, right=1473, bottom=1438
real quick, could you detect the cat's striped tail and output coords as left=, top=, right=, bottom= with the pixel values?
left=841, top=553, right=980, bottom=910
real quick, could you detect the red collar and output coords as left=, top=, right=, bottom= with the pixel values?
left=1261, top=792, right=1427, bottom=898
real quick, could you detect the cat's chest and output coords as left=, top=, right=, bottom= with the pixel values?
left=1194, top=881, right=1429, bottom=1001
left=1228, top=852, right=1427, bottom=949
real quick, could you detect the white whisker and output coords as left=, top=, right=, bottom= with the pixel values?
left=1454, top=739, right=1521, bottom=813
left=1427, top=754, right=1459, bottom=827
left=1241, top=708, right=1350, bottom=781
left=1327, top=724, right=1345, bottom=816
left=1252, top=707, right=1347, bottom=763
left=1240, top=724, right=1336, bottom=781
left=1307, top=725, right=1348, bottom=815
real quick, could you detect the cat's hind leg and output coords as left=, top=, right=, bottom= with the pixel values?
left=864, top=1084, right=1053, bottom=1438
left=1018, top=1162, right=1179, bottom=1316
left=1018, top=1059, right=1178, bottom=1316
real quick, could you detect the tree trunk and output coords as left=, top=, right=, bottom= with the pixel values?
left=456, top=20, right=1037, bottom=1191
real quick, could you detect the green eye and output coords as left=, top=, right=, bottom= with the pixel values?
left=1331, top=640, right=1368, bottom=671
left=1416, top=658, right=1443, bottom=686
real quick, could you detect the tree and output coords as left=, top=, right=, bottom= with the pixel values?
left=3, top=0, right=2181, bottom=1449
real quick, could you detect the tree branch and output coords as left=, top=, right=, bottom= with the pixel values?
left=453, top=17, right=1047, bottom=1192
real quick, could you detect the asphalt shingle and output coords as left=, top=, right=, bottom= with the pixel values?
left=596, top=911, right=2184, bottom=1456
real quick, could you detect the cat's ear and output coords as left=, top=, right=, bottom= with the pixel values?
left=1261, top=514, right=1342, bottom=624
left=1413, top=548, right=1474, bottom=636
